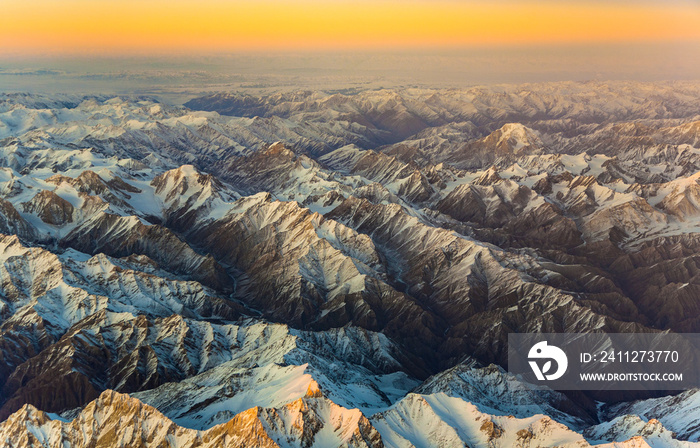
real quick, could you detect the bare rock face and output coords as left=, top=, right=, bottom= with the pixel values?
left=0, top=391, right=204, bottom=448
left=22, top=190, right=74, bottom=225
left=0, top=199, right=35, bottom=240
left=0, top=390, right=385, bottom=448
left=61, top=212, right=232, bottom=291
left=46, top=170, right=141, bottom=210
left=241, top=395, right=384, bottom=448
left=326, top=196, right=648, bottom=368
left=435, top=177, right=583, bottom=250
left=0, top=312, right=245, bottom=419
left=191, top=194, right=432, bottom=341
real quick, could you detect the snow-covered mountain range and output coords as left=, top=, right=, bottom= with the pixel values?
left=2, top=82, right=700, bottom=447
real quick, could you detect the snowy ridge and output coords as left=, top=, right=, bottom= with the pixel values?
left=0, top=389, right=383, bottom=448
left=2, top=86, right=700, bottom=447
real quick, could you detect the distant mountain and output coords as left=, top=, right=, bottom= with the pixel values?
left=2, top=83, right=700, bottom=446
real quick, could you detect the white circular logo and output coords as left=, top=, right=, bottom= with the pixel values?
left=528, top=341, right=568, bottom=381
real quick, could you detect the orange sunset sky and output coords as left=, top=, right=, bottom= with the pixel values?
left=1, top=0, right=700, bottom=56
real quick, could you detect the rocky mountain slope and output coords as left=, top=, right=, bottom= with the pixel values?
left=2, top=83, right=700, bottom=447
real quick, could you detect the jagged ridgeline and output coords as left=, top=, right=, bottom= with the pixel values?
left=2, top=83, right=700, bottom=447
